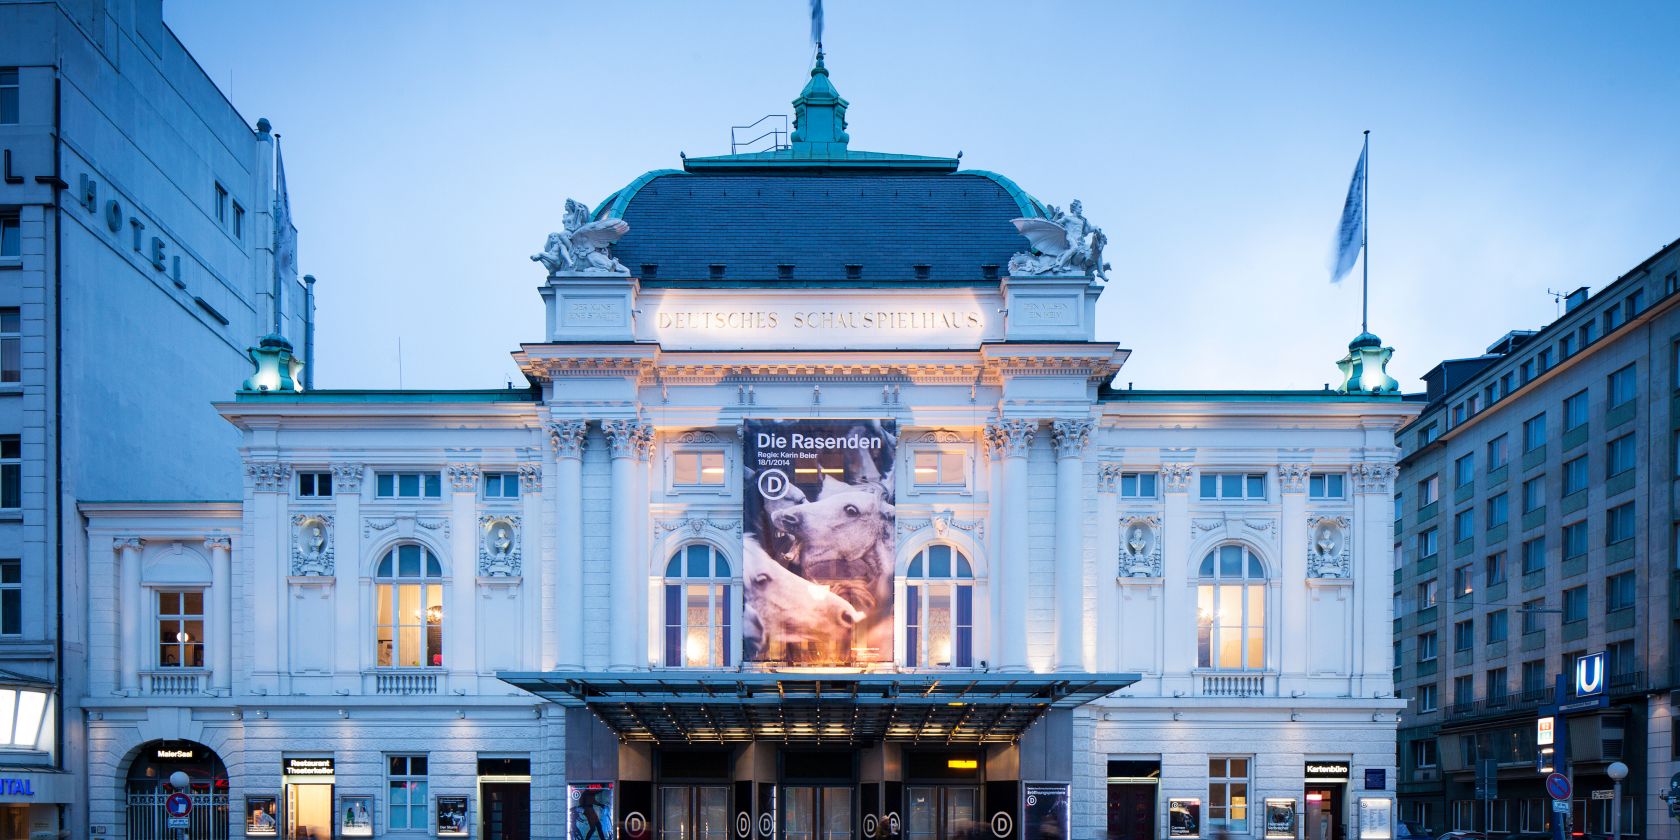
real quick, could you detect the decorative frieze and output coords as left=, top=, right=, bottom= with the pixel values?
left=245, top=461, right=292, bottom=491
left=674, top=430, right=725, bottom=444
left=1277, top=464, right=1312, bottom=494
left=363, top=515, right=450, bottom=539
left=1160, top=463, right=1195, bottom=493
left=290, top=514, right=335, bottom=576
left=331, top=463, right=366, bottom=492
left=1351, top=462, right=1398, bottom=494
left=479, top=514, right=522, bottom=577
left=1306, top=514, right=1352, bottom=579
left=1117, top=514, right=1162, bottom=577
left=548, top=420, right=588, bottom=459
left=897, top=509, right=984, bottom=541
left=447, top=463, right=482, bottom=492
left=1051, top=419, right=1094, bottom=457
left=653, top=518, right=743, bottom=539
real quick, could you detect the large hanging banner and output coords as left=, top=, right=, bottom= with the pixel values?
left=743, top=419, right=896, bottom=665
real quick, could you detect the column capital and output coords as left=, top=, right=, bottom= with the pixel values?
left=993, top=418, right=1037, bottom=458
left=518, top=463, right=543, bottom=492
left=634, top=424, right=655, bottom=462
left=113, top=536, right=145, bottom=552
left=1351, top=462, right=1398, bottom=494
left=601, top=418, right=649, bottom=460
left=1097, top=462, right=1123, bottom=493
left=1277, top=463, right=1312, bottom=494
left=447, top=463, right=482, bottom=492
left=330, top=462, right=366, bottom=492
left=203, top=536, right=232, bottom=552
left=547, top=419, right=588, bottom=460
left=244, top=460, right=292, bottom=492
left=1051, top=419, right=1094, bottom=458
left=1160, top=463, right=1195, bottom=494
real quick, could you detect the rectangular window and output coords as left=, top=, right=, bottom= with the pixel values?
left=1454, top=509, right=1474, bottom=543
left=1453, top=565, right=1474, bottom=600
left=0, top=559, right=19, bottom=636
left=1605, top=571, right=1635, bottom=612
left=1207, top=757, right=1252, bottom=833
left=1605, top=305, right=1625, bottom=333
left=387, top=755, right=429, bottom=831
left=1419, top=475, right=1439, bottom=507
left=1486, top=493, right=1508, bottom=528
left=232, top=202, right=245, bottom=241
left=1560, top=333, right=1578, bottom=359
left=1487, top=610, right=1508, bottom=643
left=1418, top=423, right=1440, bottom=447
left=0, top=215, right=19, bottom=258
left=1537, top=347, right=1554, bottom=373
left=1453, top=674, right=1473, bottom=707
left=1564, top=389, right=1589, bottom=431
left=156, top=590, right=204, bottom=668
left=1418, top=579, right=1439, bottom=609
left=1605, top=502, right=1635, bottom=544
left=1308, top=472, right=1344, bottom=499
left=1608, top=363, right=1637, bottom=407
left=1523, top=413, right=1547, bottom=452
left=1, top=308, right=20, bottom=383
left=1522, top=659, right=1547, bottom=694
left=1521, top=537, right=1546, bottom=575
left=1119, top=471, right=1157, bottom=498
left=673, top=450, right=727, bottom=487
left=1412, top=737, right=1439, bottom=769
left=1454, top=454, right=1475, bottom=488
left=296, top=471, right=333, bottom=498
left=911, top=449, right=967, bottom=488
left=1522, top=599, right=1545, bottom=635
left=1394, top=492, right=1403, bottom=524
left=374, top=472, right=442, bottom=498
left=0, top=435, right=18, bottom=509
left=1418, top=528, right=1438, bottom=559
left=1453, top=619, right=1474, bottom=651
left=1562, top=585, right=1588, bottom=623
left=1452, top=403, right=1467, bottom=425
left=1485, top=551, right=1506, bottom=586
left=1562, top=521, right=1588, bottom=560
left=1627, top=289, right=1647, bottom=317
left=1520, top=359, right=1536, bottom=384
left=1562, top=456, right=1588, bottom=496
left=482, top=472, right=521, bottom=499
left=1487, top=435, right=1509, bottom=470
left=1607, top=638, right=1636, bottom=679
left=1486, top=667, right=1508, bottom=702
left=213, top=182, right=228, bottom=224
left=1522, top=477, right=1544, bottom=513
left=1416, top=684, right=1438, bottom=714
left=1417, top=631, right=1438, bottom=662
left=1199, top=472, right=1267, bottom=500
left=1606, top=434, right=1635, bottom=477
left=0, top=68, right=17, bottom=124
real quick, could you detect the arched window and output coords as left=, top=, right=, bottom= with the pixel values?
left=664, top=544, right=732, bottom=668
left=904, top=544, right=974, bottom=668
left=375, top=544, right=444, bottom=668
left=1197, top=544, right=1266, bottom=670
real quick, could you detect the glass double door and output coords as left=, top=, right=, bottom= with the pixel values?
left=659, top=785, right=730, bottom=840
left=905, top=786, right=979, bottom=840
left=784, top=786, right=853, bottom=840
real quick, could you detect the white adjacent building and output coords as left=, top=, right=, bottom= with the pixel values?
left=76, top=53, right=1417, bottom=840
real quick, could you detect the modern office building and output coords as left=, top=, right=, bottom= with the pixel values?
left=76, top=51, right=1417, bottom=840
left=1392, top=239, right=1680, bottom=840
left=0, top=0, right=311, bottom=835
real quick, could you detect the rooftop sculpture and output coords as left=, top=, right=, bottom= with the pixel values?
left=532, top=198, right=631, bottom=275
left=1008, top=199, right=1111, bottom=280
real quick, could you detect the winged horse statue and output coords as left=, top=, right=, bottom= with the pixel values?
left=532, top=198, right=631, bottom=275
left=1007, top=199, right=1110, bottom=280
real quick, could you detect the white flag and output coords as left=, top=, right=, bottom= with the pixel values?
left=1330, top=139, right=1366, bottom=283
left=810, top=0, right=824, bottom=46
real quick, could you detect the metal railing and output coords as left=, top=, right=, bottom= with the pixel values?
left=128, top=792, right=228, bottom=840
left=730, top=115, right=790, bottom=154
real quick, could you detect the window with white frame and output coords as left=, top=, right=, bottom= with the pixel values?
left=1416, top=683, right=1437, bottom=714
left=1608, top=363, right=1636, bottom=407
left=296, top=471, right=333, bottom=498
left=1118, top=471, right=1157, bottom=498
left=1206, top=757, right=1251, bottom=833
left=1, top=309, right=19, bottom=384
left=1308, top=472, right=1344, bottom=499
left=387, top=755, right=429, bottom=832
left=1412, top=737, right=1438, bottom=768
left=0, top=559, right=19, bottom=636
left=374, top=544, right=444, bottom=668
left=232, top=202, right=245, bottom=241
left=1451, top=800, right=1475, bottom=831
left=1196, top=544, right=1266, bottom=670
left=0, top=214, right=19, bottom=259
left=482, top=471, right=520, bottom=499
left=910, top=448, right=967, bottom=489
left=672, top=450, right=726, bottom=487
left=1418, top=475, right=1439, bottom=507
left=662, top=543, right=732, bottom=668
left=375, top=471, right=441, bottom=498
left=213, top=182, right=228, bottom=224
left=1200, top=472, right=1266, bottom=500
left=1487, top=434, right=1508, bottom=470
left=904, top=544, right=974, bottom=669
left=156, top=590, right=204, bottom=668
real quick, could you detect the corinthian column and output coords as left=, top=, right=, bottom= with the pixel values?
left=1277, top=464, right=1311, bottom=681
left=549, top=421, right=587, bottom=669
left=1352, top=461, right=1399, bottom=695
left=205, top=537, right=233, bottom=693
left=446, top=463, right=482, bottom=678
left=1094, top=464, right=1122, bottom=672
left=116, top=537, right=144, bottom=694
left=1052, top=419, right=1093, bottom=672
left=995, top=419, right=1036, bottom=671
left=1159, top=463, right=1195, bottom=691
left=601, top=419, right=646, bottom=670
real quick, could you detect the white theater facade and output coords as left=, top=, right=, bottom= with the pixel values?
left=74, top=57, right=1419, bottom=840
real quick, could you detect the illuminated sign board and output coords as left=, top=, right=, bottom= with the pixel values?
left=1537, top=716, right=1555, bottom=746
left=1574, top=651, right=1605, bottom=697
left=282, top=757, right=335, bottom=776
left=1304, top=762, right=1351, bottom=781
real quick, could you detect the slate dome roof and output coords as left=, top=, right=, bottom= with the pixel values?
left=592, top=53, right=1048, bottom=286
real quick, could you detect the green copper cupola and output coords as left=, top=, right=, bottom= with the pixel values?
left=791, top=51, right=850, bottom=155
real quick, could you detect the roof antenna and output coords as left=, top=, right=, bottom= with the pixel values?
left=1545, top=288, right=1566, bottom=318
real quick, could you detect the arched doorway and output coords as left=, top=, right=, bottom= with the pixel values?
left=126, top=739, right=230, bottom=839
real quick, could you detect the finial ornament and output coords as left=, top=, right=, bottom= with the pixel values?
left=1008, top=200, right=1110, bottom=280
left=1336, top=332, right=1400, bottom=394
left=532, top=199, right=630, bottom=275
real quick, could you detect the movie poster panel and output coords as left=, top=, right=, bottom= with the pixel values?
left=1023, top=784, right=1070, bottom=840
left=743, top=419, right=896, bottom=665
left=570, top=783, right=615, bottom=840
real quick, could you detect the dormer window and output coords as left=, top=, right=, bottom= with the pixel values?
left=778, top=264, right=795, bottom=280
left=709, top=264, right=726, bottom=280
left=845, top=264, right=863, bottom=280
left=981, top=264, right=999, bottom=281
left=913, top=264, right=931, bottom=281
left=641, top=263, right=658, bottom=280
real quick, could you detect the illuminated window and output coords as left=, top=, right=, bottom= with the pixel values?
left=905, top=544, right=974, bottom=669
left=1196, top=545, right=1266, bottom=670
left=663, top=544, right=732, bottom=668
left=374, top=544, right=444, bottom=668
left=1207, top=757, right=1251, bottom=833
left=911, top=449, right=966, bottom=488
left=156, top=591, right=204, bottom=668
left=672, top=450, right=726, bottom=487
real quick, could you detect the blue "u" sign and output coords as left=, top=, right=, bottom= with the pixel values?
left=1574, top=651, right=1606, bottom=697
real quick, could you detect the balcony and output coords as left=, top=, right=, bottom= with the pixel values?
left=1195, top=671, right=1272, bottom=697
left=368, top=670, right=442, bottom=696
left=142, top=670, right=209, bottom=696
left=1444, top=686, right=1552, bottom=721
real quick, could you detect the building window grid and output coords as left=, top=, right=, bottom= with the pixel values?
left=1522, top=477, right=1544, bottom=514
left=1606, top=502, right=1635, bottom=545
left=387, top=755, right=429, bottom=831
left=482, top=472, right=521, bottom=499
left=232, top=202, right=245, bottom=241
left=1454, top=509, right=1474, bottom=544
left=663, top=544, right=733, bottom=668
left=1455, top=454, right=1475, bottom=488
left=1486, top=666, right=1508, bottom=703
left=1485, top=552, right=1506, bottom=586
left=672, top=450, right=727, bottom=487
left=1605, top=571, right=1636, bottom=613
left=1608, top=363, right=1637, bottom=407
left=1418, top=631, right=1438, bottom=663
left=1562, top=456, right=1588, bottom=496
left=1308, top=472, right=1344, bottom=499
left=1206, top=757, right=1251, bottom=833
left=0, top=68, right=16, bottom=124
left=1453, top=565, right=1474, bottom=600
left=1562, top=521, right=1588, bottom=560
left=1522, top=600, right=1545, bottom=636
left=156, top=590, right=205, bottom=668
left=1453, top=619, right=1473, bottom=651
left=1607, top=434, right=1636, bottom=477
left=1562, top=585, right=1588, bottom=624
left=0, top=215, right=19, bottom=258
left=1487, top=435, right=1509, bottom=470
left=1522, top=659, right=1547, bottom=696
left=213, top=182, right=228, bottom=224
left=910, top=449, right=968, bottom=489
left=1418, top=528, right=1439, bottom=560
left=296, top=471, right=333, bottom=498
left=1486, top=609, right=1508, bottom=644
left=1196, top=545, right=1267, bottom=670
left=374, top=544, right=445, bottom=668
left=1416, top=684, right=1438, bottom=714
left=0, top=435, right=17, bottom=509
left=1199, top=473, right=1267, bottom=500
left=1521, top=537, right=1546, bottom=576
left=904, top=544, right=975, bottom=669
left=1486, top=493, right=1507, bottom=529
left=1523, top=414, right=1547, bottom=452
left=0, top=559, right=20, bottom=636
left=1, top=309, right=20, bottom=384
left=1563, top=389, right=1589, bottom=431
left=1119, top=471, right=1158, bottom=498
left=375, top=472, right=442, bottom=498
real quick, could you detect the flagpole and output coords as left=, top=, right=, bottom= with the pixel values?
left=1362, top=130, right=1369, bottom=335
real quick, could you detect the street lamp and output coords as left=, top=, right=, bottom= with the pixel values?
left=1606, top=761, right=1628, bottom=840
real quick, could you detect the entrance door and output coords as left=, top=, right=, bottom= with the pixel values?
left=905, top=786, right=981, bottom=840
left=1305, top=786, right=1344, bottom=840
left=286, top=783, right=333, bottom=840
left=784, top=786, right=853, bottom=840
left=659, top=785, right=731, bottom=840
left=483, top=782, right=531, bottom=840
left=1107, top=784, right=1157, bottom=840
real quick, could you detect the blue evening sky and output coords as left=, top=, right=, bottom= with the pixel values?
left=166, top=1, right=1680, bottom=392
